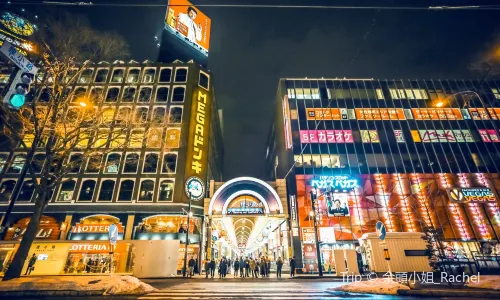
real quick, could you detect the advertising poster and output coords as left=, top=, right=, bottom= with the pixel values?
left=326, top=193, right=350, bottom=217
left=479, top=129, right=500, bottom=143
left=412, top=108, right=463, bottom=120
left=469, top=108, right=500, bottom=120
left=302, top=228, right=316, bottom=244
left=447, top=188, right=496, bottom=203
left=355, top=108, right=405, bottom=120
left=360, top=130, right=379, bottom=143
left=299, top=130, right=353, bottom=143
left=165, top=0, right=211, bottom=55
left=394, top=130, right=405, bottom=143
left=306, top=108, right=342, bottom=120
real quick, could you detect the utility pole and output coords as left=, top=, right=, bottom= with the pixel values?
left=309, top=189, right=323, bottom=277
left=182, top=191, right=192, bottom=278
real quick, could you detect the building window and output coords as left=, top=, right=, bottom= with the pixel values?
left=162, top=153, right=177, bottom=173
left=101, top=107, right=115, bottom=124
left=58, top=179, right=76, bottom=201
left=8, top=154, right=26, bottom=174
left=111, top=69, right=124, bottom=83
left=159, top=68, right=172, bottom=82
left=143, top=153, right=159, bottom=173
left=39, top=88, right=52, bottom=102
left=122, top=87, right=136, bottom=102
left=98, top=179, right=115, bottom=201
left=153, top=107, right=166, bottom=123
left=172, top=86, right=185, bottom=102
left=174, top=68, right=187, bottom=82
left=93, top=129, right=109, bottom=148
left=143, top=68, right=156, bottom=83
left=78, top=179, right=96, bottom=201
left=376, top=89, right=384, bottom=99
left=123, top=153, right=139, bottom=173
left=287, top=88, right=295, bottom=99
left=169, top=107, right=183, bottom=124
left=158, top=179, right=174, bottom=201
left=68, top=153, right=83, bottom=173
left=129, top=129, right=144, bottom=148
left=118, top=180, right=134, bottom=201
left=73, top=87, right=87, bottom=102
left=79, top=69, right=93, bottom=83
left=18, top=180, right=35, bottom=201
left=155, top=87, right=169, bottom=102
left=389, top=89, right=406, bottom=99
left=147, top=128, right=163, bottom=148
left=116, top=107, right=132, bottom=124
left=32, top=153, right=45, bottom=173
left=199, top=71, right=209, bottom=90
left=492, top=88, right=500, bottom=100
left=110, top=129, right=126, bottom=148
left=139, top=180, right=154, bottom=201
left=165, top=128, right=180, bottom=148
left=86, top=154, right=103, bottom=173
left=127, top=69, right=140, bottom=83
left=105, top=87, right=120, bottom=102
left=90, top=87, right=104, bottom=101
left=105, top=153, right=121, bottom=174
left=0, top=153, right=8, bottom=173
left=138, top=87, right=153, bottom=102
left=136, top=107, right=149, bottom=123
left=0, top=180, right=17, bottom=201
left=95, top=69, right=109, bottom=83
left=21, top=133, right=34, bottom=148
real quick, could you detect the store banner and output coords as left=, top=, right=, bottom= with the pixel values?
left=319, top=227, right=336, bottom=243
left=326, top=193, right=350, bottom=217
left=306, top=108, right=343, bottom=120
left=412, top=108, right=463, bottom=120
left=447, top=188, right=496, bottom=203
left=469, top=108, right=500, bottom=120
left=478, top=129, right=500, bottom=143
left=418, top=129, right=473, bottom=143
left=360, top=130, right=379, bottom=143
left=299, top=130, right=353, bottom=143
left=302, top=228, right=316, bottom=244
left=355, top=108, right=405, bottom=120
left=394, top=130, right=405, bottom=143
left=72, top=223, right=124, bottom=234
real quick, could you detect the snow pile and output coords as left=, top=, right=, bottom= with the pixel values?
left=467, top=276, right=500, bottom=291
left=0, top=275, right=157, bottom=295
left=328, top=278, right=410, bottom=295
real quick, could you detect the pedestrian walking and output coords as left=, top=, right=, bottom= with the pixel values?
left=276, top=257, right=283, bottom=278
left=233, top=258, right=240, bottom=277
left=210, top=258, right=216, bottom=278
left=239, top=257, right=245, bottom=277
left=245, top=257, right=250, bottom=277
left=204, top=259, right=210, bottom=278
left=24, top=253, right=37, bottom=275
left=188, top=256, right=196, bottom=278
left=265, top=257, right=271, bottom=277
left=259, top=258, right=266, bottom=277
left=250, top=259, right=257, bottom=278
left=290, top=256, right=296, bottom=277
left=227, top=258, right=231, bottom=274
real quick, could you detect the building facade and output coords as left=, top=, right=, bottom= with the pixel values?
left=269, top=78, right=500, bottom=273
left=0, top=60, right=223, bottom=274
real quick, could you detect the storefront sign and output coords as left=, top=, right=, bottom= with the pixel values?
left=447, top=188, right=496, bottom=203
left=412, top=108, right=463, bottom=120
left=418, top=130, right=474, bottom=143
left=71, top=224, right=124, bottom=234
left=299, top=130, right=353, bottom=143
left=311, top=176, right=358, bottom=190
left=302, top=244, right=317, bottom=259
left=469, top=108, right=500, bottom=120
left=355, top=108, right=405, bottom=120
left=394, top=130, right=405, bottom=143
left=302, top=228, right=316, bottom=244
left=478, top=129, right=500, bottom=143
left=6, top=216, right=60, bottom=241
left=306, top=108, right=344, bottom=120
left=226, top=207, right=264, bottom=215
left=361, top=130, right=379, bottom=143
left=69, top=242, right=126, bottom=253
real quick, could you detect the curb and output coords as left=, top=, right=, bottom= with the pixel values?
left=397, top=289, right=500, bottom=298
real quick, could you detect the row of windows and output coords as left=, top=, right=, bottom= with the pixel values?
left=0, top=152, right=178, bottom=175
left=287, top=88, right=429, bottom=100
left=0, top=178, right=175, bottom=202
left=67, top=67, right=186, bottom=85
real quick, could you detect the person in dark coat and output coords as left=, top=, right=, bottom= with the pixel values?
left=204, top=259, right=210, bottom=278
left=239, top=257, right=245, bottom=277
left=25, top=253, right=37, bottom=275
left=209, top=258, right=216, bottom=278
left=290, top=256, right=296, bottom=277
left=244, top=257, right=250, bottom=277
left=265, top=257, right=271, bottom=277
left=219, top=257, right=227, bottom=278
left=233, top=258, right=240, bottom=277
left=259, top=258, right=266, bottom=276
left=188, top=256, right=196, bottom=278
left=276, top=257, right=283, bottom=278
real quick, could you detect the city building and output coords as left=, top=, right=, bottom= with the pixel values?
left=268, top=78, right=500, bottom=273
left=0, top=60, right=224, bottom=274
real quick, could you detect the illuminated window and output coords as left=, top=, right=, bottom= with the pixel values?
left=118, top=180, right=134, bottom=201
left=64, top=69, right=77, bottom=84
left=0, top=180, right=16, bottom=201
left=0, top=153, right=9, bottom=173
left=18, top=180, right=35, bottom=201
left=95, top=69, right=109, bottom=83
left=68, top=153, right=83, bottom=173
left=78, top=179, right=96, bottom=201
left=101, top=107, right=115, bottom=124
left=169, top=107, right=182, bottom=124
left=159, top=68, right=172, bottom=82
left=162, top=153, right=177, bottom=173
left=139, top=179, right=155, bottom=201
left=174, top=68, right=188, bottom=82
left=93, top=129, right=109, bottom=148
left=110, top=129, right=126, bottom=148
left=129, top=129, right=144, bottom=148
left=199, top=71, right=209, bottom=90
left=72, top=87, right=87, bottom=102
left=111, top=68, right=124, bottom=83
left=79, top=69, right=93, bottom=83
left=77, top=130, right=90, bottom=148
left=116, top=107, right=132, bottom=124
left=147, top=128, right=163, bottom=148
left=122, top=87, right=136, bottom=102
left=155, top=87, right=169, bottom=102
left=165, top=128, right=180, bottom=148
left=376, top=89, right=384, bottom=99
left=143, top=153, right=159, bottom=173
left=159, top=179, right=174, bottom=201
left=123, top=153, right=139, bottom=173
left=287, top=88, right=295, bottom=99
left=172, top=86, right=185, bottom=102
left=58, top=179, right=76, bottom=201
left=105, top=153, right=121, bottom=174
left=90, top=87, right=104, bottom=100
left=7, top=154, right=26, bottom=173
left=98, top=179, right=115, bottom=201
left=153, top=107, right=166, bottom=123
left=21, top=133, right=35, bottom=148
left=86, top=154, right=102, bottom=173
left=105, top=87, right=120, bottom=102
left=492, top=88, right=500, bottom=100
left=138, top=87, right=152, bottom=102
left=143, top=68, right=156, bottom=83
left=127, top=69, right=140, bottom=83
left=389, top=89, right=406, bottom=99
left=136, top=107, right=149, bottom=123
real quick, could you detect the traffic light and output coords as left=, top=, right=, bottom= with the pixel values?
left=3, top=70, right=34, bottom=110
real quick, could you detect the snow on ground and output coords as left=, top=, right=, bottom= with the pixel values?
left=328, top=278, right=410, bottom=295
left=0, top=275, right=157, bottom=295
left=467, top=275, right=500, bottom=291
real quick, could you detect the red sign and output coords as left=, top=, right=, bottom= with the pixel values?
left=300, top=130, right=353, bottom=143
left=478, top=129, right=500, bottom=143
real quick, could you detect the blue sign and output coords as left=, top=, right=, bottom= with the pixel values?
left=376, top=221, right=387, bottom=241
left=311, top=176, right=358, bottom=190
left=108, top=223, right=118, bottom=245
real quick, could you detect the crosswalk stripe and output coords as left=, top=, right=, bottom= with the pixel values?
left=139, top=291, right=339, bottom=299
left=140, top=298, right=339, bottom=300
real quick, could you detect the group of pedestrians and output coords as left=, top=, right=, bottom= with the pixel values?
left=203, top=256, right=297, bottom=279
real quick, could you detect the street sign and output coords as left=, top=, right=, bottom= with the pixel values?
left=108, top=223, right=118, bottom=246
left=376, top=221, right=387, bottom=241
left=185, top=176, right=205, bottom=201
left=0, top=41, right=38, bottom=74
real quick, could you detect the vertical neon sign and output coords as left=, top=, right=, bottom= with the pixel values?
left=283, top=95, right=292, bottom=149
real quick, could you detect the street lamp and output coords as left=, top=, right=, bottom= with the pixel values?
left=309, top=189, right=323, bottom=277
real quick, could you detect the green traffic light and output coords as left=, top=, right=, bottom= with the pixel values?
left=10, top=94, right=25, bottom=108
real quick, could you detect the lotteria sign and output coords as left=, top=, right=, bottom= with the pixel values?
left=447, top=188, right=496, bottom=203
left=311, top=176, right=358, bottom=190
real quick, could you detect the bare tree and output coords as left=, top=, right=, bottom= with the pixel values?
left=0, top=12, right=139, bottom=280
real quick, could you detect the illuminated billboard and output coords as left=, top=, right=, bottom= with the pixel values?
left=0, top=11, right=37, bottom=55
left=165, top=0, right=211, bottom=56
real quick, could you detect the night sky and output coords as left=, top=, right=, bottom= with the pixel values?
left=18, top=0, right=500, bottom=180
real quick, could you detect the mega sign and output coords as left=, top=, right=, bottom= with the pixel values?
left=447, top=188, right=496, bottom=203
left=311, top=176, right=358, bottom=190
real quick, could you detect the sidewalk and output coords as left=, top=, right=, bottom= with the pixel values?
left=398, top=287, right=500, bottom=298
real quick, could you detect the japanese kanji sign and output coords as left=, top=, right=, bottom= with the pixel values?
left=0, top=41, right=38, bottom=74
left=299, top=130, right=353, bottom=143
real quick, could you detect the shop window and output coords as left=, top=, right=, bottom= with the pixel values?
left=159, top=68, right=172, bottom=82
left=129, top=129, right=144, bottom=148
left=162, top=153, right=177, bottom=173
left=79, top=69, right=93, bottom=83
left=58, top=179, right=76, bottom=201
left=147, top=128, right=163, bottom=148
left=174, top=68, right=187, bottom=82
left=0, top=153, right=8, bottom=173
left=159, top=179, right=174, bottom=201
left=98, top=179, right=115, bottom=201
left=18, top=180, right=35, bottom=201
left=139, top=180, right=154, bottom=201
left=118, top=180, right=134, bottom=201
left=136, top=107, right=149, bottom=123
left=0, top=180, right=16, bottom=201
left=105, top=153, right=121, bottom=174
left=169, top=107, right=182, bottom=124
left=138, top=87, right=152, bottom=102
left=123, top=153, right=139, bottom=173
left=105, top=87, right=120, bottom=102
left=199, top=71, right=209, bottom=90
left=127, top=69, right=140, bottom=83
left=90, top=87, right=104, bottom=100
left=143, top=153, right=158, bottom=173
left=155, top=87, right=169, bottom=102
left=153, top=107, right=166, bottom=123
left=39, top=88, right=52, bottom=102
left=143, top=68, right=156, bottom=83
left=86, top=154, right=103, bottom=173
left=72, top=87, right=87, bottom=103
left=122, top=87, right=136, bottom=102
left=78, top=179, right=96, bottom=201
left=68, top=153, right=83, bottom=173
left=93, top=129, right=109, bottom=148
left=95, top=69, right=109, bottom=83
left=7, top=154, right=26, bottom=174
left=172, top=86, right=185, bottom=102
left=111, top=69, right=124, bottom=83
